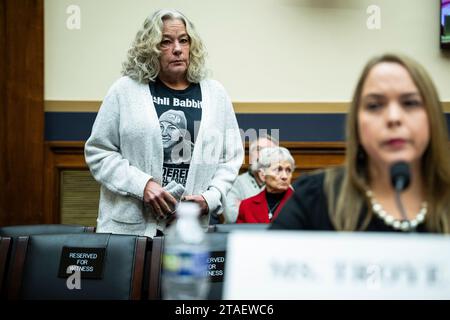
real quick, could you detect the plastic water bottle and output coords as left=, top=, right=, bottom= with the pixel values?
left=162, top=201, right=210, bottom=300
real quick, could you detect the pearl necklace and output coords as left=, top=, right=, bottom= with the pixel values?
left=365, top=190, right=427, bottom=232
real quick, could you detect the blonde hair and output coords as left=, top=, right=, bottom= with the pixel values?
left=122, top=9, right=207, bottom=83
left=324, top=53, right=450, bottom=233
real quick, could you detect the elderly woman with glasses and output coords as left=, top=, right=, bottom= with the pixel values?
left=236, top=147, right=295, bottom=224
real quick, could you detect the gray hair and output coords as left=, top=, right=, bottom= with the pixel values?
left=257, top=147, right=295, bottom=172
left=122, top=9, right=208, bottom=83
left=249, top=134, right=279, bottom=172
left=249, top=134, right=279, bottom=154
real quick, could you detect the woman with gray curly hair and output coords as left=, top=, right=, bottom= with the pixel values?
left=85, top=9, right=243, bottom=237
left=121, top=9, right=207, bottom=84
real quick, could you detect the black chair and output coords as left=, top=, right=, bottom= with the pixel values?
left=0, top=237, right=12, bottom=297
left=213, top=223, right=269, bottom=233
left=0, top=223, right=96, bottom=299
left=7, top=233, right=147, bottom=300
left=206, top=232, right=229, bottom=299
left=149, top=233, right=228, bottom=300
left=147, top=236, right=164, bottom=300
left=0, top=224, right=95, bottom=237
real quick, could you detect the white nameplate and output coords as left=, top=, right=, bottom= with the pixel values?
left=223, top=231, right=450, bottom=299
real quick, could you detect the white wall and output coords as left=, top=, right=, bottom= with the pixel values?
left=45, top=0, right=450, bottom=102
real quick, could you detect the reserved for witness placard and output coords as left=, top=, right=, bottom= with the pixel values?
left=223, top=231, right=450, bottom=299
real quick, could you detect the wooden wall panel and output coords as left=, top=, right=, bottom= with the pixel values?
left=43, top=141, right=346, bottom=224
left=0, top=0, right=6, bottom=227
left=60, top=170, right=100, bottom=227
left=239, top=141, right=345, bottom=180
left=44, top=142, right=87, bottom=224
left=0, top=0, right=44, bottom=226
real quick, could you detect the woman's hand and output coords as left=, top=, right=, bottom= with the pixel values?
left=144, top=180, right=177, bottom=219
left=182, top=195, right=209, bottom=216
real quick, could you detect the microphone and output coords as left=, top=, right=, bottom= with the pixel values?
left=390, top=161, right=411, bottom=225
left=390, top=161, right=410, bottom=192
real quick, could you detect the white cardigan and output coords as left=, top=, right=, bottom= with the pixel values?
left=85, top=76, right=243, bottom=237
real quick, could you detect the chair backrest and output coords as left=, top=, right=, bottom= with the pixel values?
left=206, top=232, right=229, bottom=299
left=0, top=224, right=95, bottom=237
left=213, top=223, right=269, bottom=233
left=148, top=233, right=229, bottom=300
left=0, top=237, right=12, bottom=297
left=0, top=224, right=95, bottom=299
left=147, top=236, right=164, bottom=300
left=206, top=224, right=269, bottom=298
left=7, top=233, right=147, bottom=300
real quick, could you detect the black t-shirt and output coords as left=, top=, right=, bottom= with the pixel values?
left=270, top=170, right=429, bottom=233
left=149, top=78, right=202, bottom=187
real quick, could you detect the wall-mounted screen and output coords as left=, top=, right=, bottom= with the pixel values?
left=442, top=0, right=450, bottom=49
